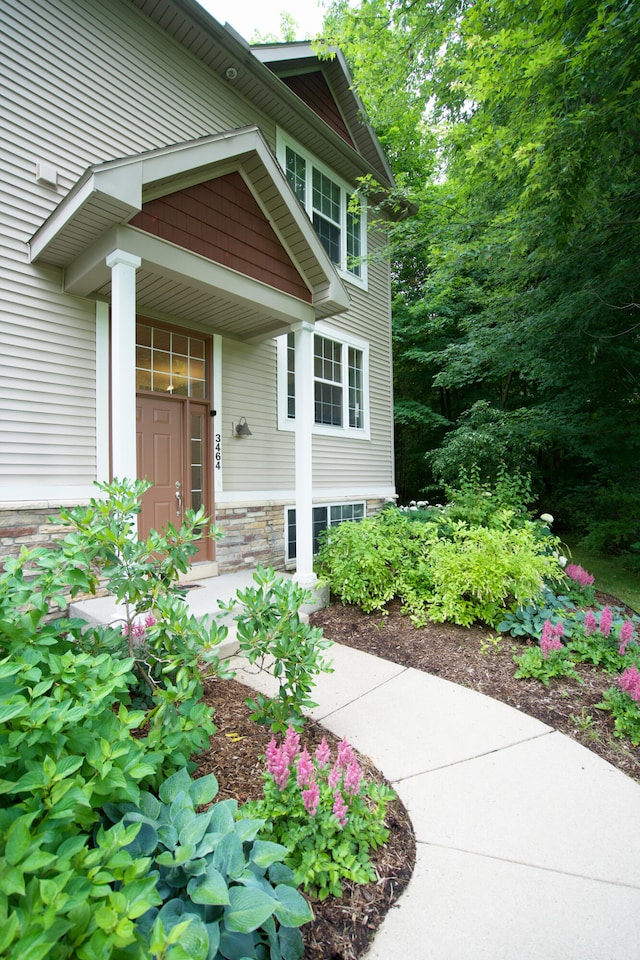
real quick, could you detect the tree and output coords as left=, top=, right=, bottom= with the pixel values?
left=323, top=0, right=640, bottom=556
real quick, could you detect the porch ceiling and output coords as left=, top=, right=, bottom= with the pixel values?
left=29, top=127, right=349, bottom=342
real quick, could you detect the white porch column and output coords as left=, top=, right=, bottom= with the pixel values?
left=293, top=320, right=316, bottom=586
left=106, top=249, right=141, bottom=481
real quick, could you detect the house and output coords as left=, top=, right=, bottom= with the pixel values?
left=0, top=0, right=398, bottom=584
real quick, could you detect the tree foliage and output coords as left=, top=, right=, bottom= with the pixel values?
left=322, top=0, right=640, bottom=557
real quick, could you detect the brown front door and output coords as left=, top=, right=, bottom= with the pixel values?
left=136, top=396, right=184, bottom=540
left=134, top=320, right=213, bottom=561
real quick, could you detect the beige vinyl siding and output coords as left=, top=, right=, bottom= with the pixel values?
left=1, top=0, right=275, bottom=499
left=220, top=231, right=394, bottom=497
left=220, top=339, right=294, bottom=491
left=2, top=0, right=394, bottom=503
left=312, top=228, right=394, bottom=490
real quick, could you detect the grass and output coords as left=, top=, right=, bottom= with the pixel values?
left=563, top=540, right=640, bottom=613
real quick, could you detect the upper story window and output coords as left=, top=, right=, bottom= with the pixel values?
left=278, top=133, right=366, bottom=286
left=278, top=323, right=370, bottom=439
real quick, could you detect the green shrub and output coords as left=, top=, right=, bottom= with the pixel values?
left=0, top=479, right=230, bottom=958
left=411, top=521, right=561, bottom=627
left=103, top=768, right=313, bottom=960
left=318, top=505, right=563, bottom=628
left=222, top=566, right=333, bottom=732
left=315, top=509, right=413, bottom=612
left=442, top=464, right=534, bottom=530
left=53, top=478, right=229, bottom=776
left=0, top=631, right=161, bottom=959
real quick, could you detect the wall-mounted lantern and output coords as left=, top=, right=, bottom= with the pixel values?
left=233, top=417, right=252, bottom=437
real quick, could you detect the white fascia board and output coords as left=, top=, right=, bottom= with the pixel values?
left=138, top=127, right=262, bottom=196
left=215, top=485, right=397, bottom=505
left=0, top=485, right=99, bottom=506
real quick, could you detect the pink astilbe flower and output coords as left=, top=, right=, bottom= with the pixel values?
left=328, top=763, right=342, bottom=789
left=332, top=790, right=348, bottom=827
left=599, top=606, right=613, bottom=638
left=144, top=613, right=157, bottom=628
left=315, top=737, right=331, bottom=768
left=619, top=620, right=636, bottom=656
left=282, top=726, right=301, bottom=765
left=343, top=759, right=363, bottom=796
left=540, top=620, right=564, bottom=659
left=583, top=611, right=598, bottom=636
left=296, top=748, right=314, bottom=788
left=618, top=665, right=640, bottom=703
left=265, top=737, right=290, bottom=791
left=302, top=781, right=320, bottom=817
left=565, top=564, right=595, bottom=588
left=336, top=739, right=356, bottom=770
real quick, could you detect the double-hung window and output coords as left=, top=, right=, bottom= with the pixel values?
left=278, top=323, right=369, bottom=437
left=278, top=134, right=366, bottom=285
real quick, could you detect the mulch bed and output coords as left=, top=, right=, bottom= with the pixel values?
left=193, top=590, right=640, bottom=957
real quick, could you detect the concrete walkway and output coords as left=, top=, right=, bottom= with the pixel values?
left=230, top=642, right=640, bottom=960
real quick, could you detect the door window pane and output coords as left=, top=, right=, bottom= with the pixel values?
left=136, top=323, right=208, bottom=399
left=190, top=413, right=204, bottom=513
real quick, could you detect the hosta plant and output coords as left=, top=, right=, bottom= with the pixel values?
left=103, top=768, right=313, bottom=960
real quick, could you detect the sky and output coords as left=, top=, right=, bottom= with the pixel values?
left=196, top=0, right=326, bottom=44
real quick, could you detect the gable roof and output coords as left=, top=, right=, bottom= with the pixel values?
left=30, top=127, right=350, bottom=341
left=129, top=0, right=395, bottom=189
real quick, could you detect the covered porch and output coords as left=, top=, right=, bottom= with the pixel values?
left=29, top=127, right=350, bottom=585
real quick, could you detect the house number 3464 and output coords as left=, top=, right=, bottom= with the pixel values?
left=215, top=434, right=222, bottom=470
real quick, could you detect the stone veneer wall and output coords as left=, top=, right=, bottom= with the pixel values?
left=0, top=506, right=67, bottom=565
left=213, top=503, right=287, bottom=573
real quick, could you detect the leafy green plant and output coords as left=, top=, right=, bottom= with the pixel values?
left=596, top=687, right=640, bottom=744
left=316, top=510, right=410, bottom=612
left=243, top=727, right=395, bottom=901
left=318, top=504, right=563, bottom=628
left=103, top=768, right=313, bottom=960
left=513, top=645, right=581, bottom=686
left=0, top=479, right=234, bottom=958
left=54, top=478, right=230, bottom=775
left=497, top=586, right=577, bottom=640
left=597, top=667, right=640, bottom=745
left=0, top=635, right=161, bottom=959
left=0, top=813, right=159, bottom=960
left=223, top=566, right=333, bottom=732
left=441, top=463, right=535, bottom=530
left=412, top=520, right=561, bottom=627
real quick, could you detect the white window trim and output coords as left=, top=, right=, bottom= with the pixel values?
left=277, top=321, right=371, bottom=440
left=285, top=500, right=367, bottom=563
left=275, top=130, right=368, bottom=289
